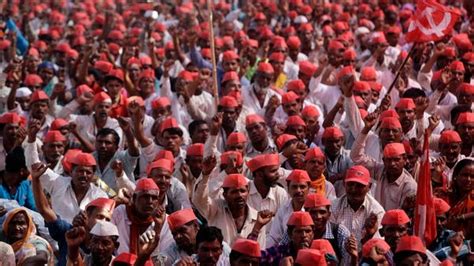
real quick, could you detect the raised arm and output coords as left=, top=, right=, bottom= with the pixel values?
left=117, top=116, right=140, bottom=157
left=350, top=112, right=379, bottom=171
left=192, top=156, right=218, bottom=219
left=31, top=163, right=57, bottom=223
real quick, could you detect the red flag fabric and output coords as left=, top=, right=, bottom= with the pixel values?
left=414, top=132, right=437, bottom=245
left=405, top=0, right=461, bottom=43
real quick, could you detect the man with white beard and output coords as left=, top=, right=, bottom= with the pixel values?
left=242, top=62, right=282, bottom=117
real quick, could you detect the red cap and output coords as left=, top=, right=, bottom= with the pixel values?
left=281, top=91, right=299, bottom=105
left=328, top=40, right=344, bottom=51
left=222, top=71, right=240, bottom=83
left=396, top=98, right=416, bottom=110
left=345, top=165, right=370, bottom=185
left=304, top=147, right=325, bottom=161
left=380, top=109, right=400, bottom=120
left=360, top=67, right=377, bottom=81
left=245, top=114, right=265, bottom=126
left=449, top=61, right=465, bottom=72
left=222, top=174, right=248, bottom=188
left=147, top=158, right=174, bottom=175
left=383, top=143, right=406, bottom=158
left=43, top=130, right=66, bottom=143
left=50, top=119, right=68, bottom=130
left=458, top=83, right=474, bottom=95
left=24, top=74, right=43, bottom=87
left=108, top=30, right=124, bottom=40
left=86, top=198, right=116, bottom=214
left=462, top=52, right=474, bottom=63
left=257, top=62, right=274, bottom=74
left=94, top=92, right=112, bottom=105
left=440, top=261, right=454, bottom=266
left=296, top=249, right=326, bottom=266
left=456, top=112, right=474, bottom=125
left=226, top=132, right=247, bottom=146
left=220, top=96, right=239, bottom=108
left=287, top=80, right=306, bottom=92
left=453, top=33, right=473, bottom=51
left=220, top=151, right=244, bottom=166
left=168, top=208, right=197, bottom=231
left=287, top=115, right=306, bottom=127
left=159, top=117, right=180, bottom=133
left=94, top=60, right=114, bottom=74
left=232, top=239, right=261, bottom=258
left=127, top=96, right=145, bottom=108
left=301, top=105, right=320, bottom=118
left=386, top=25, right=401, bottom=35
left=106, top=69, right=125, bottom=82
left=370, top=82, right=383, bottom=92
left=443, top=47, right=456, bottom=57
left=138, top=69, right=155, bottom=81
left=222, top=51, right=239, bottom=62
left=276, top=134, right=297, bottom=150
left=286, top=169, right=311, bottom=183
left=178, top=70, right=197, bottom=82
left=135, top=178, right=160, bottom=192
left=299, top=23, right=313, bottom=33
left=362, top=238, right=390, bottom=258
left=304, top=193, right=331, bottom=208
left=247, top=154, right=280, bottom=172
left=154, top=150, right=175, bottom=163
left=381, top=209, right=410, bottom=225
left=61, top=149, right=81, bottom=173
left=0, top=39, right=11, bottom=50
left=299, top=61, right=317, bottom=76
left=30, top=90, right=49, bottom=103
left=380, top=117, right=402, bottom=129
left=187, top=143, right=204, bottom=157
left=151, top=97, right=171, bottom=109
left=336, top=66, right=354, bottom=81
left=0, top=112, right=25, bottom=125
left=287, top=36, right=301, bottom=49
left=395, top=236, right=426, bottom=255
left=295, top=249, right=327, bottom=266
left=311, top=239, right=336, bottom=256
left=287, top=211, right=314, bottom=226
left=433, top=197, right=450, bottom=216
left=245, top=39, right=259, bottom=48
left=254, top=12, right=266, bottom=21
left=343, top=49, right=357, bottom=61
left=439, top=130, right=462, bottom=144
left=322, top=127, right=344, bottom=139
left=76, top=84, right=93, bottom=97
left=71, top=152, right=96, bottom=167
left=269, top=52, right=285, bottom=63
left=371, top=33, right=388, bottom=44
left=353, top=81, right=371, bottom=92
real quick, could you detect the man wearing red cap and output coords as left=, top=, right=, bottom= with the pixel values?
left=25, top=126, right=66, bottom=174
left=29, top=151, right=108, bottom=224
left=429, top=198, right=454, bottom=252
left=0, top=112, right=25, bottom=171
left=454, top=112, right=474, bottom=157
left=112, top=178, right=173, bottom=256
left=393, top=236, right=429, bottom=265
left=379, top=209, right=411, bottom=253
left=242, top=62, right=281, bottom=117
left=330, top=165, right=385, bottom=243
left=352, top=116, right=417, bottom=210
left=246, top=154, right=288, bottom=226
left=304, top=147, right=337, bottom=200
left=266, top=169, right=310, bottom=248
left=244, top=114, right=277, bottom=158
left=193, top=167, right=267, bottom=248
left=230, top=239, right=261, bottom=265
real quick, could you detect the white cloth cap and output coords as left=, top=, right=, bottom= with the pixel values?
left=90, top=220, right=119, bottom=237
left=355, top=27, right=370, bottom=36
left=294, top=15, right=308, bottom=24
left=16, top=87, right=32, bottom=98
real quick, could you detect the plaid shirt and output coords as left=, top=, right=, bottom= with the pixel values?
left=259, top=242, right=297, bottom=266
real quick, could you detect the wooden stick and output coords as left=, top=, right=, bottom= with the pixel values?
left=385, top=44, right=416, bottom=95
left=207, top=0, right=219, bottom=106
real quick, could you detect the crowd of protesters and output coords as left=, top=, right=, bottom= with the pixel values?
left=0, top=0, right=473, bottom=265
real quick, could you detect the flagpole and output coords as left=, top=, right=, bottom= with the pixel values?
left=384, top=44, right=416, bottom=96
left=207, top=0, right=220, bottom=107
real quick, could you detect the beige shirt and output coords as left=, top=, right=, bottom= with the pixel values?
left=193, top=176, right=267, bottom=249
left=350, top=132, right=418, bottom=211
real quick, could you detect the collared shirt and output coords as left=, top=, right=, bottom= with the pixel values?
left=266, top=200, right=302, bottom=248
left=39, top=168, right=108, bottom=224
left=351, top=132, right=418, bottom=210
left=428, top=229, right=455, bottom=252
left=242, top=84, right=281, bottom=118
left=0, top=180, right=36, bottom=211
left=244, top=138, right=277, bottom=159
left=193, top=177, right=267, bottom=248
left=160, top=241, right=231, bottom=266
left=259, top=242, right=296, bottom=266
left=330, top=194, right=385, bottom=242
left=93, top=150, right=139, bottom=192
left=325, top=148, right=353, bottom=183
left=111, top=205, right=174, bottom=255
left=434, top=239, right=472, bottom=265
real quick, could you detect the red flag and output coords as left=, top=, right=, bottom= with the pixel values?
left=414, top=132, right=437, bottom=245
left=405, top=0, right=461, bottom=43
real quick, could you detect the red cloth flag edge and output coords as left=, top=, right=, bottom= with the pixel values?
left=405, top=0, right=461, bottom=43
left=414, top=132, right=437, bottom=245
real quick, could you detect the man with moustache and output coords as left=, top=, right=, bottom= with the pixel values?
left=244, top=114, right=277, bottom=158
left=266, top=169, right=311, bottom=248
left=304, top=147, right=337, bottom=200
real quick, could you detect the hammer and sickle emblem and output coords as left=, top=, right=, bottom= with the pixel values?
left=409, top=7, right=451, bottom=37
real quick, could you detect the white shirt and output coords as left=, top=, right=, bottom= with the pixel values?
left=112, top=205, right=174, bottom=255
left=242, top=84, right=281, bottom=118
left=39, top=168, right=108, bottom=224
left=266, top=200, right=303, bottom=248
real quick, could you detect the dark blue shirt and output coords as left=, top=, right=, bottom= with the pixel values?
left=46, top=218, right=72, bottom=266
